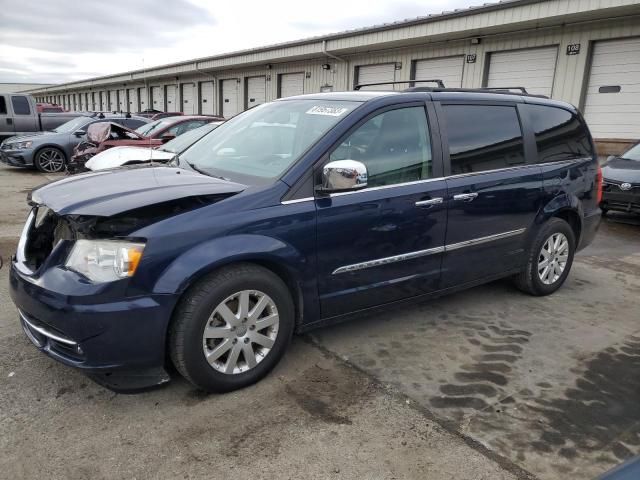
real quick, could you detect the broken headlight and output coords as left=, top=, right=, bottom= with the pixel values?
left=65, top=240, right=145, bottom=283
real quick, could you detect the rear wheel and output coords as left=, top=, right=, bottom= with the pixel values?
left=34, top=147, right=66, bottom=173
left=513, top=218, right=576, bottom=296
left=169, top=263, right=294, bottom=392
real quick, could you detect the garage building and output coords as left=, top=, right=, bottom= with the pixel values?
left=28, top=0, right=640, bottom=154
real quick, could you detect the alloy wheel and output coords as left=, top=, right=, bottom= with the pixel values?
left=537, top=232, right=569, bottom=285
left=202, top=290, right=279, bottom=374
left=37, top=149, right=65, bottom=173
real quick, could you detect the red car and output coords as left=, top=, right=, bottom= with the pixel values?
left=70, top=115, right=221, bottom=169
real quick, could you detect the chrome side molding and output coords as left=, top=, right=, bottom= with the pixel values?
left=332, top=228, right=526, bottom=274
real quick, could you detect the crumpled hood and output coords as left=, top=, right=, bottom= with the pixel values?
left=29, top=166, right=247, bottom=216
left=602, top=157, right=640, bottom=184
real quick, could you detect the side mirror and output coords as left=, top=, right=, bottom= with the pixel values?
left=316, top=160, right=368, bottom=194
left=74, top=130, right=86, bottom=137
left=160, top=134, right=176, bottom=143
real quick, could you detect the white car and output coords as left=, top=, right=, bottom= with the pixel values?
left=85, top=121, right=222, bottom=171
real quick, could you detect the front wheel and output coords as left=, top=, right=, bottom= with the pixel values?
left=169, top=263, right=294, bottom=392
left=34, top=147, right=66, bottom=173
left=513, top=218, right=576, bottom=296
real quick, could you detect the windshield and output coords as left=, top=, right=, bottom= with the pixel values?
left=53, top=116, right=90, bottom=133
left=135, top=118, right=176, bottom=137
left=180, top=100, right=360, bottom=184
left=621, top=143, right=640, bottom=161
left=160, top=122, right=222, bottom=154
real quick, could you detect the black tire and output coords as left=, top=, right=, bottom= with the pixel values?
left=169, top=263, right=295, bottom=392
left=513, top=218, right=576, bottom=296
left=34, top=147, right=66, bottom=173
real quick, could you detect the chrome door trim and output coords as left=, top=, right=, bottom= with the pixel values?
left=415, top=197, right=443, bottom=207
left=332, top=246, right=445, bottom=275
left=329, top=177, right=443, bottom=197
left=332, top=228, right=526, bottom=275
left=452, top=192, right=478, bottom=201
left=281, top=197, right=314, bottom=205
left=445, top=228, right=526, bottom=251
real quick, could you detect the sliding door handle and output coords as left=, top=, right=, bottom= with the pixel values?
left=415, top=197, right=443, bottom=207
left=453, top=192, right=478, bottom=202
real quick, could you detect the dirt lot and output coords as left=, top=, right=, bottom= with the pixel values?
left=1, top=164, right=638, bottom=480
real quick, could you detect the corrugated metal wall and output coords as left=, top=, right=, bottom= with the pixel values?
left=31, top=12, right=640, bottom=138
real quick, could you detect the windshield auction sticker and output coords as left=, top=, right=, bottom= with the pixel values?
left=306, top=106, right=349, bottom=116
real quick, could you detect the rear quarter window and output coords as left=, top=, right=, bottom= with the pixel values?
left=526, top=105, right=593, bottom=162
left=0, top=96, right=6, bottom=115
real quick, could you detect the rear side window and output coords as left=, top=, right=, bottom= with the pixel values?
left=11, top=96, right=31, bottom=115
left=443, top=105, right=525, bottom=175
left=527, top=105, right=592, bottom=162
left=0, top=96, right=6, bottom=114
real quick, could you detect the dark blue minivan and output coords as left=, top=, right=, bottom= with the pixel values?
left=9, top=87, right=602, bottom=392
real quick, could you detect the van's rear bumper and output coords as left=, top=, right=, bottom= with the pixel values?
left=578, top=209, right=601, bottom=251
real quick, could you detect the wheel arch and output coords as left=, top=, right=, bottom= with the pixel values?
left=534, top=193, right=584, bottom=246
left=153, top=234, right=312, bottom=330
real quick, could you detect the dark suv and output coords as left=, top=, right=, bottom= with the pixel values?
left=9, top=87, right=601, bottom=393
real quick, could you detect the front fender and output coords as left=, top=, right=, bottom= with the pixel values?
left=152, top=234, right=308, bottom=296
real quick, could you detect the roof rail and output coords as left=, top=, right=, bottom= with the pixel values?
left=477, top=86, right=529, bottom=94
left=354, top=79, right=445, bottom=90
left=402, top=86, right=548, bottom=99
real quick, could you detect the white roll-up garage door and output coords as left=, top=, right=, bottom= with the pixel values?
left=78, top=93, right=84, bottom=111
left=108, top=91, right=116, bottom=111
left=487, top=46, right=558, bottom=97
left=414, top=56, right=464, bottom=88
left=583, top=37, right=640, bottom=139
left=181, top=83, right=195, bottom=114
left=279, top=73, right=304, bottom=98
left=246, top=76, right=266, bottom=108
left=200, top=81, right=214, bottom=115
left=100, top=92, right=107, bottom=111
left=356, top=64, right=396, bottom=90
left=151, top=86, right=164, bottom=111
left=138, top=87, right=147, bottom=111
left=118, top=89, right=127, bottom=111
left=165, top=85, right=177, bottom=111
left=127, top=88, right=138, bottom=112
left=221, top=79, right=240, bottom=118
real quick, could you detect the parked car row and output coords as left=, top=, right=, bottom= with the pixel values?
left=68, top=115, right=221, bottom=172
left=8, top=85, right=602, bottom=394
left=0, top=91, right=224, bottom=173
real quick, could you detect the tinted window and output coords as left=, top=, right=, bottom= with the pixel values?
left=329, top=106, right=433, bottom=187
left=443, top=105, right=525, bottom=175
left=124, top=119, right=147, bottom=129
left=11, top=96, right=31, bottom=115
left=167, top=120, right=207, bottom=136
left=0, top=96, right=6, bottom=114
left=527, top=105, right=592, bottom=163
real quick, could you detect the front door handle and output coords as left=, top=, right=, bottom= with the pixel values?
left=453, top=192, right=478, bottom=202
left=415, top=197, right=443, bottom=207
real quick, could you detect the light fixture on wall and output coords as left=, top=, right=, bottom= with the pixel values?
left=266, top=64, right=273, bottom=70
left=394, top=62, right=402, bottom=70
left=321, top=63, right=331, bottom=70
left=305, top=72, right=311, bottom=78
left=470, top=37, right=481, bottom=44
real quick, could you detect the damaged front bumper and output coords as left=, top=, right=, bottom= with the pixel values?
left=10, top=261, right=177, bottom=392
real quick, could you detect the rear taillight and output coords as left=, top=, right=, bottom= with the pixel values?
left=596, top=165, right=603, bottom=203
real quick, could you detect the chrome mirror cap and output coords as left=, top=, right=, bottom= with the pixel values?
left=319, top=160, right=368, bottom=193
